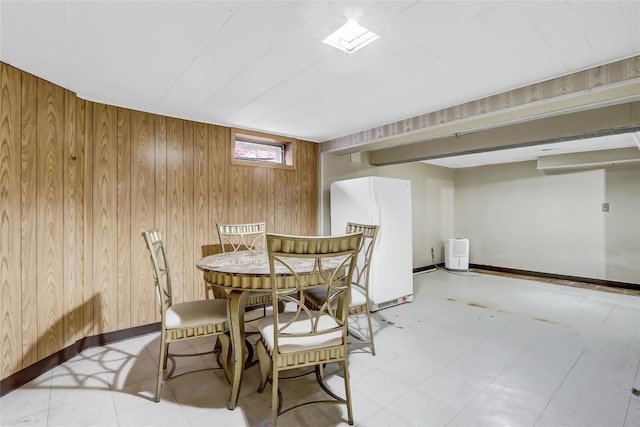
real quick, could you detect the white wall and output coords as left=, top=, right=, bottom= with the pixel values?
left=322, top=152, right=640, bottom=284
left=321, top=152, right=454, bottom=268
left=455, top=161, right=640, bottom=283
left=604, top=167, right=640, bottom=283
left=455, top=161, right=605, bottom=277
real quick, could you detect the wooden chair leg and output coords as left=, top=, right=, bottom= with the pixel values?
left=366, top=311, right=376, bottom=356
left=218, top=334, right=231, bottom=384
left=256, top=340, right=270, bottom=393
left=156, top=334, right=168, bottom=402
left=341, top=359, right=354, bottom=425
left=271, top=363, right=279, bottom=427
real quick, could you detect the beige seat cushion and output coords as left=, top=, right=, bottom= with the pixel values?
left=166, top=299, right=227, bottom=329
left=305, top=285, right=365, bottom=309
left=349, top=288, right=367, bottom=307
left=258, top=311, right=342, bottom=353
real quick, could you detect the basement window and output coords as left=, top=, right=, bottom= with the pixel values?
left=235, top=139, right=283, bottom=164
left=231, top=129, right=295, bottom=170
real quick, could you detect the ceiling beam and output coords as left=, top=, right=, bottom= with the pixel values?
left=536, top=147, right=640, bottom=173
left=323, top=57, right=640, bottom=156
left=368, top=102, right=640, bottom=166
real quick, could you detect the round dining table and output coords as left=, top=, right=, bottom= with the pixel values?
left=196, top=249, right=322, bottom=410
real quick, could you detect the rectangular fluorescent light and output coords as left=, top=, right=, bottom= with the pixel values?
left=323, top=19, right=378, bottom=54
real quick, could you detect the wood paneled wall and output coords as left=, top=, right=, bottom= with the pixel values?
left=0, top=62, right=319, bottom=380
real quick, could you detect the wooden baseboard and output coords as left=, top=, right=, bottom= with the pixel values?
left=413, top=264, right=639, bottom=291
left=413, top=263, right=444, bottom=273
left=0, top=322, right=160, bottom=397
left=470, top=264, right=640, bottom=291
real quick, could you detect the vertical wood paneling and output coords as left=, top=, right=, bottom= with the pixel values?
left=20, top=70, right=38, bottom=368
left=82, top=101, right=94, bottom=336
left=193, top=122, right=208, bottom=300
left=291, top=170, right=301, bottom=233
left=0, top=63, right=22, bottom=377
left=274, top=170, right=285, bottom=233
left=154, top=116, right=166, bottom=320
left=274, top=170, right=292, bottom=234
left=299, top=141, right=318, bottom=234
left=116, top=108, right=131, bottom=330
left=193, top=122, right=208, bottom=239
left=92, top=103, right=118, bottom=333
left=36, top=78, right=65, bottom=359
left=242, top=167, right=251, bottom=220
left=266, top=169, right=275, bottom=233
left=0, top=62, right=320, bottom=381
left=229, top=166, right=243, bottom=223
left=155, top=114, right=167, bottom=229
left=289, top=142, right=306, bottom=232
left=182, top=121, right=195, bottom=302
left=209, top=125, right=228, bottom=229
left=72, top=97, right=87, bottom=335
left=63, top=90, right=83, bottom=345
left=249, top=167, right=268, bottom=223
left=166, top=117, right=184, bottom=304
left=130, top=111, right=155, bottom=326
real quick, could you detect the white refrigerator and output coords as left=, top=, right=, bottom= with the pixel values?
left=330, top=176, right=413, bottom=311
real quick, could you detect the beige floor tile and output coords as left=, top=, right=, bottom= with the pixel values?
left=2, top=270, right=638, bottom=426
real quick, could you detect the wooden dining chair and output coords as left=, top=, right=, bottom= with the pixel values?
left=216, top=222, right=267, bottom=252
left=304, top=222, right=380, bottom=355
left=214, top=222, right=273, bottom=309
left=201, top=243, right=236, bottom=300
left=142, top=228, right=230, bottom=402
left=256, top=232, right=363, bottom=426
left=212, top=222, right=274, bottom=367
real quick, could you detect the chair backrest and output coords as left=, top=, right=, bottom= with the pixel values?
left=216, top=222, right=266, bottom=252
left=201, top=243, right=235, bottom=257
left=142, top=228, right=173, bottom=317
left=265, top=232, right=363, bottom=350
left=345, top=222, right=379, bottom=299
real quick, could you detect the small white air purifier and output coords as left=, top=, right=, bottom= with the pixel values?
left=445, top=238, right=469, bottom=271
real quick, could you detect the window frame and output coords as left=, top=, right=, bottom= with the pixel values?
left=231, top=128, right=296, bottom=170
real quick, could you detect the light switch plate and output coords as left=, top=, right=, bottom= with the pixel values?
left=602, top=202, right=610, bottom=212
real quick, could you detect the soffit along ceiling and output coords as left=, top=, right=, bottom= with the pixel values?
left=423, top=132, right=640, bottom=168
left=1, top=1, right=639, bottom=162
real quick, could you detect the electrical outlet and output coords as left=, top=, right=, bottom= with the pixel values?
left=602, top=202, right=609, bottom=212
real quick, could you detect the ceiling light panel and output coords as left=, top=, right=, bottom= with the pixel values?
left=323, top=19, right=379, bottom=54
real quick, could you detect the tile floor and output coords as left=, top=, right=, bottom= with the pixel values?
left=2, top=269, right=639, bottom=426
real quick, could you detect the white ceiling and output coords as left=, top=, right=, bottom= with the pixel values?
left=1, top=1, right=639, bottom=165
